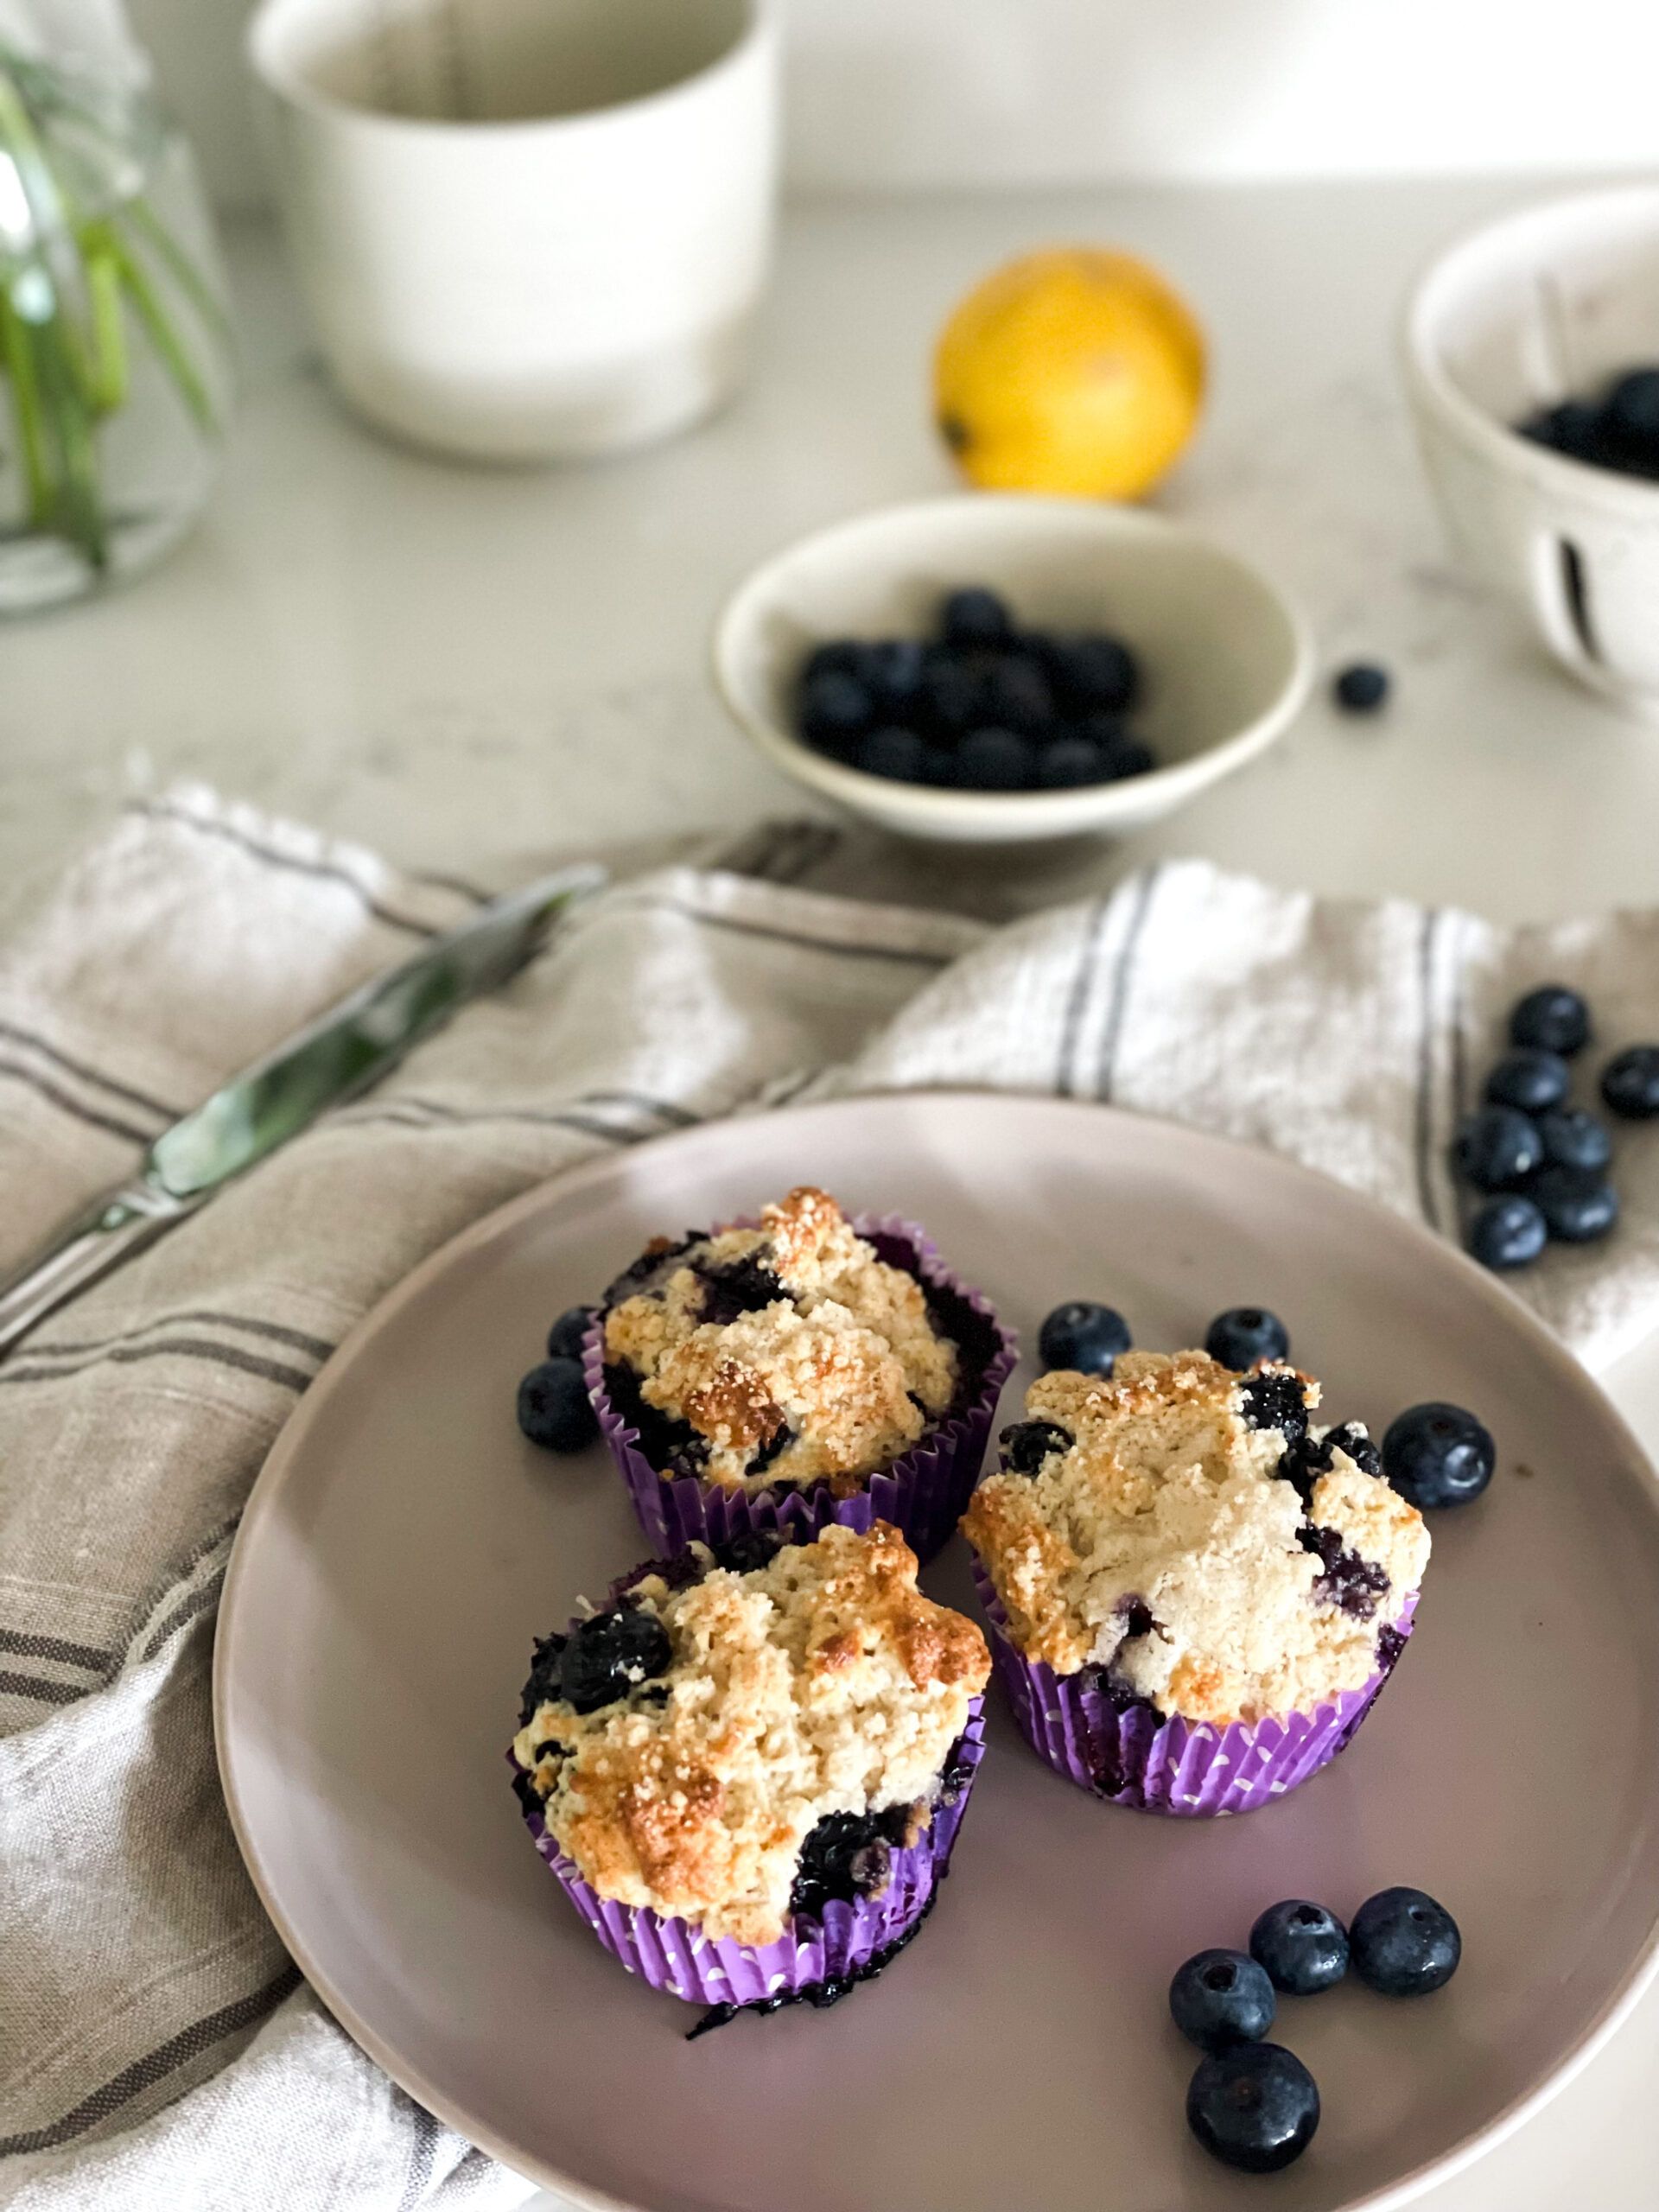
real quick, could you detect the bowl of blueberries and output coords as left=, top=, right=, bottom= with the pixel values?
left=1403, top=183, right=1659, bottom=715
left=711, top=495, right=1313, bottom=845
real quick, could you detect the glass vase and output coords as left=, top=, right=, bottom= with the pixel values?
left=0, top=34, right=232, bottom=613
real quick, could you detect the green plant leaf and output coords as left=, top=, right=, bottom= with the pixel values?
left=125, top=194, right=232, bottom=351
left=106, top=220, right=215, bottom=434
left=0, top=280, right=53, bottom=524
left=78, top=219, right=129, bottom=413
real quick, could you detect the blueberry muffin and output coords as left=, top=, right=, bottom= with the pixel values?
left=961, top=1351, right=1428, bottom=1814
left=509, top=1521, right=990, bottom=2011
left=588, top=1187, right=1015, bottom=1560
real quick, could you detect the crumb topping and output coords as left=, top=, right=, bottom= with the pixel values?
left=961, top=1350, right=1428, bottom=1726
left=602, top=1187, right=960, bottom=1494
left=512, top=1522, right=988, bottom=1947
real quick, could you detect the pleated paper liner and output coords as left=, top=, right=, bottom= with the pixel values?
left=970, top=1558, right=1417, bottom=1816
left=513, top=1698, right=987, bottom=2007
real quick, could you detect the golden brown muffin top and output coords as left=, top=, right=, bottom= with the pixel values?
left=603, top=1187, right=958, bottom=1495
left=513, top=1522, right=988, bottom=1946
left=962, top=1350, right=1427, bottom=1727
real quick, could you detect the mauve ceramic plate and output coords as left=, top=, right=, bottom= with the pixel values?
left=214, top=1093, right=1659, bottom=2212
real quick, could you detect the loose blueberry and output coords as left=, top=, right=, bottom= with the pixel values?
left=954, top=727, right=1034, bottom=791
left=1000, top=1418, right=1073, bottom=1474
left=801, top=639, right=868, bottom=688
left=862, top=638, right=926, bottom=709
left=1071, top=709, right=1128, bottom=748
left=1249, top=1899, right=1350, bottom=1994
left=1602, top=1044, right=1659, bottom=1120
left=1048, top=633, right=1140, bottom=715
left=1034, top=736, right=1110, bottom=788
left=1349, top=1886, right=1461, bottom=1996
left=1382, top=1401, right=1495, bottom=1510
left=1485, top=1049, right=1571, bottom=1115
left=1537, top=1108, right=1612, bottom=1173
left=919, top=653, right=980, bottom=734
left=798, top=669, right=874, bottom=753
left=941, top=586, right=1014, bottom=649
left=1099, top=735, right=1155, bottom=780
left=517, top=1357, right=599, bottom=1452
left=559, top=1605, right=672, bottom=1713
left=1453, top=1104, right=1542, bottom=1192
left=915, top=737, right=963, bottom=786
left=1510, top=984, right=1591, bottom=1057
left=1532, top=1165, right=1618, bottom=1243
left=979, top=656, right=1055, bottom=734
left=855, top=725, right=928, bottom=782
left=1606, top=368, right=1659, bottom=462
left=1520, top=398, right=1606, bottom=463
left=1334, top=662, right=1389, bottom=712
left=1205, top=1306, right=1290, bottom=1370
left=1169, top=1949, right=1276, bottom=2053
left=1186, top=2044, right=1319, bottom=2174
left=545, top=1305, right=594, bottom=1362
left=1037, top=1300, right=1132, bottom=1375
left=1466, top=1194, right=1548, bottom=1271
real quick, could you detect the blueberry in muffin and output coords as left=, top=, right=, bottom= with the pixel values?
left=510, top=1522, right=990, bottom=2006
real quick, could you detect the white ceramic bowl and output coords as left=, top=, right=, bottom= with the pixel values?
left=710, top=496, right=1313, bottom=845
left=1403, top=185, right=1659, bottom=715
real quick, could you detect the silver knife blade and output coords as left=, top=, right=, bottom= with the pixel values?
left=0, top=860, right=605, bottom=1355
left=148, top=861, right=603, bottom=1196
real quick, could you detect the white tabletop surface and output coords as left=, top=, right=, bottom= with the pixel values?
left=4, top=175, right=1659, bottom=2207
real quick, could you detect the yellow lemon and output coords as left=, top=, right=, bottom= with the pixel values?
left=933, top=246, right=1205, bottom=499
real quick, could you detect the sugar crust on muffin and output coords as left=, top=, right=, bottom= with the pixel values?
left=512, top=1522, right=988, bottom=1947
left=602, top=1186, right=960, bottom=1495
left=961, top=1350, right=1428, bottom=1729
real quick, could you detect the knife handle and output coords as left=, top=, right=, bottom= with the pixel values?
left=0, top=1181, right=205, bottom=1357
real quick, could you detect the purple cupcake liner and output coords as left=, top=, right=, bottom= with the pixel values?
left=970, top=1558, right=1417, bottom=1817
left=585, top=1212, right=1016, bottom=1566
left=513, top=1697, right=987, bottom=2006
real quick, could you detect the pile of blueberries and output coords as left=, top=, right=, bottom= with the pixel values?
left=793, top=586, right=1154, bottom=792
left=1455, top=984, right=1659, bottom=1271
left=1033, top=1299, right=1495, bottom=1510
left=517, top=1304, right=601, bottom=1452
left=1171, top=1888, right=1461, bottom=2172
left=1518, top=365, right=1659, bottom=480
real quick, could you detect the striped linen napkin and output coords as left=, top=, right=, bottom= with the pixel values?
left=2, top=785, right=1656, bottom=2210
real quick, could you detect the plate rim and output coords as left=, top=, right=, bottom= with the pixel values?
left=213, top=1089, right=1659, bottom=2212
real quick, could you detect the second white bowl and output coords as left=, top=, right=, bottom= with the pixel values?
left=711, top=496, right=1313, bottom=846
left=1403, top=185, right=1659, bottom=715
